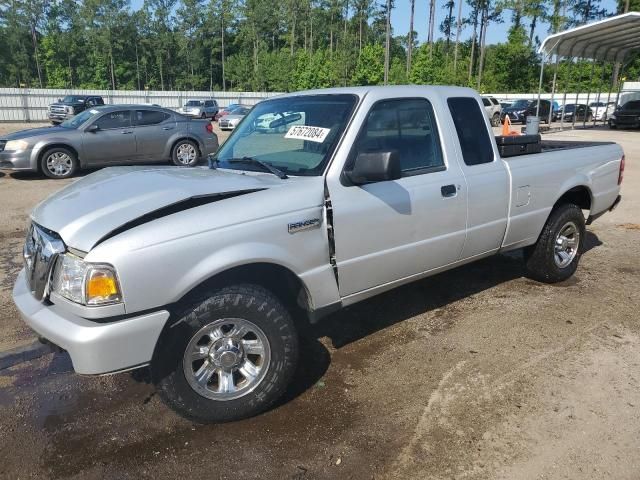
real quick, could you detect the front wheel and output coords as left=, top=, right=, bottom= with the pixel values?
left=40, top=147, right=78, bottom=179
left=152, top=285, right=299, bottom=423
left=524, top=203, right=586, bottom=283
left=491, top=113, right=501, bottom=127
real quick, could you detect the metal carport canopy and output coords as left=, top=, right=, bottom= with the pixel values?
left=539, top=12, right=640, bottom=62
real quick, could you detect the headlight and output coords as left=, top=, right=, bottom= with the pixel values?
left=52, top=254, right=122, bottom=306
left=610, top=114, right=617, bottom=120
left=65, top=106, right=74, bottom=113
left=4, top=140, right=29, bottom=151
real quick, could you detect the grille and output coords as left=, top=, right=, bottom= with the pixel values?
left=219, top=120, right=230, bottom=128
left=50, top=105, right=67, bottom=114
left=23, top=223, right=65, bottom=301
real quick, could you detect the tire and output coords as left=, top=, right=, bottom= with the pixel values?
left=152, top=284, right=299, bottom=423
left=171, top=139, right=200, bottom=167
left=524, top=203, right=586, bottom=283
left=40, top=146, right=78, bottom=179
left=491, top=113, right=501, bottom=127
left=200, top=112, right=207, bottom=119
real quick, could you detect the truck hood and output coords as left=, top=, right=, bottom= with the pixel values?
left=3, top=126, right=66, bottom=140
left=32, top=166, right=290, bottom=252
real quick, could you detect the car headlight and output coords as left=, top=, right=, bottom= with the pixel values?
left=65, top=106, right=74, bottom=113
left=4, top=140, right=29, bottom=151
left=610, top=114, right=616, bottom=120
left=52, top=254, right=122, bottom=306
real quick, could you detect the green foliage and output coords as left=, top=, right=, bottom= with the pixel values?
left=0, top=0, right=637, bottom=92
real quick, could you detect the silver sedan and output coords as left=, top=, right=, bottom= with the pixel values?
left=0, top=105, right=218, bottom=179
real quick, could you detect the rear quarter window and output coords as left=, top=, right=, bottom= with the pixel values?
left=447, top=97, right=495, bottom=166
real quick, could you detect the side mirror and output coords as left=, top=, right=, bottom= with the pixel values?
left=346, top=151, right=401, bottom=185
left=86, top=124, right=100, bottom=133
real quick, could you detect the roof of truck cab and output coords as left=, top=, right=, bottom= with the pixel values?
left=272, top=85, right=479, bottom=101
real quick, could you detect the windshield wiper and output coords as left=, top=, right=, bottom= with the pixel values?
left=227, top=156, right=288, bottom=179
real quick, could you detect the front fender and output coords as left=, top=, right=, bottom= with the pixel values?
left=30, top=137, right=81, bottom=169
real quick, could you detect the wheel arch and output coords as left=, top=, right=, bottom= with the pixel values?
left=552, top=185, right=593, bottom=214
left=172, top=262, right=314, bottom=325
left=35, top=143, right=80, bottom=172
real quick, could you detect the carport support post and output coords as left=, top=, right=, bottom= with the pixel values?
left=572, top=58, right=583, bottom=129
left=560, top=57, right=574, bottom=130
left=583, top=60, right=596, bottom=128
left=593, top=61, right=607, bottom=127
left=605, top=63, right=616, bottom=119
left=549, top=55, right=560, bottom=124
left=536, top=54, right=547, bottom=118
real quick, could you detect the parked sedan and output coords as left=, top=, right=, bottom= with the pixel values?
left=214, top=103, right=248, bottom=121
left=218, top=106, right=251, bottom=130
left=561, top=104, right=593, bottom=122
left=0, top=105, right=218, bottom=179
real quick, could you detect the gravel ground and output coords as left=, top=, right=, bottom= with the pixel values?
left=0, top=123, right=639, bottom=479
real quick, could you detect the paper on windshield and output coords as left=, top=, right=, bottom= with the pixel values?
left=285, top=125, right=330, bottom=143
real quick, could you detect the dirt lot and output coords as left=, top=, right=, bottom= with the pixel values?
left=0, top=123, right=639, bottom=479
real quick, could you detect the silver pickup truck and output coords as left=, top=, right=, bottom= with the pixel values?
left=13, top=86, right=623, bottom=423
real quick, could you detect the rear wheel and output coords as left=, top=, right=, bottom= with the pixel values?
left=40, top=147, right=78, bottom=179
left=491, top=113, right=501, bottom=127
left=152, top=284, right=299, bottom=423
left=172, top=139, right=199, bottom=167
left=524, top=203, right=586, bottom=283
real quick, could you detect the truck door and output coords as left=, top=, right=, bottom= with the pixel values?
left=446, top=97, right=509, bottom=259
left=327, top=97, right=468, bottom=298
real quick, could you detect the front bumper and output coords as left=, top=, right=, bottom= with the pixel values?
left=0, top=150, right=33, bottom=170
left=12, top=269, right=169, bottom=374
left=48, top=112, right=73, bottom=122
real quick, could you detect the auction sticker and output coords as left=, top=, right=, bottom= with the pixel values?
left=285, top=125, right=330, bottom=143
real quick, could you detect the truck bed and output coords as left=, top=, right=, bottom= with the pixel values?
left=496, top=135, right=615, bottom=158
left=540, top=140, right=616, bottom=152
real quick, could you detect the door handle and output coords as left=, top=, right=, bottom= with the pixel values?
left=162, top=126, right=174, bottom=130
left=441, top=184, right=457, bottom=198
left=121, top=130, right=133, bottom=134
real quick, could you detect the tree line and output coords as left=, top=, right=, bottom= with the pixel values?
left=0, top=0, right=638, bottom=94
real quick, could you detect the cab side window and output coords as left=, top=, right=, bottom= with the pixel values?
left=351, top=98, right=445, bottom=176
left=447, top=97, right=494, bottom=166
left=95, top=111, right=131, bottom=130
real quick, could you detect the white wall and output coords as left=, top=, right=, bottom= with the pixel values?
left=0, top=88, right=282, bottom=122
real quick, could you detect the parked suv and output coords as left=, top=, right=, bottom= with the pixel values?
left=48, top=95, right=105, bottom=124
left=481, top=96, right=502, bottom=126
left=178, top=99, right=219, bottom=119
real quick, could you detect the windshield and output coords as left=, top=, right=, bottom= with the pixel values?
left=590, top=102, right=605, bottom=107
left=510, top=99, right=530, bottom=109
left=185, top=100, right=203, bottom=107
left=563, top=104, right=576, bottom=112
left=214, top=94, right=357, bottom=177
left=61, top=95, right=86, bottom=104
left=622, top=100, right=640, bottom=110
left=59, top=108, right=102, bottom=128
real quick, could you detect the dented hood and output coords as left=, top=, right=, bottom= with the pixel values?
left=32, top=166, right=287, bottom=252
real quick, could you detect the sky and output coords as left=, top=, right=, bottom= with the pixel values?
left=129, top=0, right=619, bottom=46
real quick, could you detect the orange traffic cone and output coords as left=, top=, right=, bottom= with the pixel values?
left=501, top=115, right=520, bottom=136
